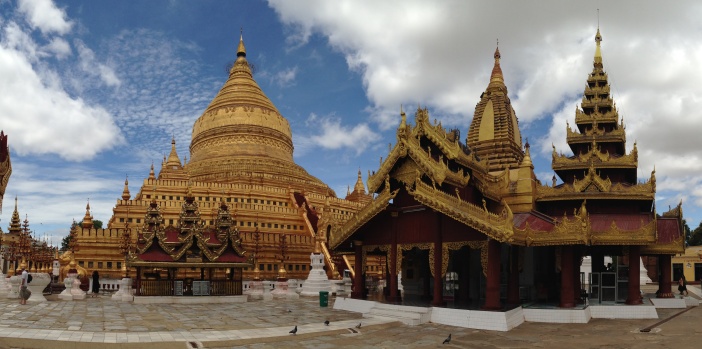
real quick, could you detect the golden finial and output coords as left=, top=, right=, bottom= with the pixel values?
left=237, top=28, right=247, bottom=57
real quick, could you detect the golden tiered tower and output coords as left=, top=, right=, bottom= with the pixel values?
left=71, top=34, right=369, bottom=280
left=467, top=47, right=524, bottom=173
left=0, top=131, right=11, bottom=213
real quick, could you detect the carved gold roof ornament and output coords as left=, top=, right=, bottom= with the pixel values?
left=329, top=182, right=399, bottom=249
left=536, top=166, right=655, bottom=201
left=590, top=218, right=657, bottom=245
left=406, top=180, right=513, bottom=242
left=552, top=141, right=637, bottom=171
left=368, top=108, right=481, bottom=195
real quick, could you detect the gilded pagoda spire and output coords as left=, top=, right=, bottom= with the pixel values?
left=148, top=162, right=155, bottom=180
left=165, top=136, right=182, bottom=169
left=353, top=168, right=366, bottom=194
left=81, top=200, right=94, bottom=229
left=467, top=46, right=524, bottom=172
left=121, top=176, right=131, bottom=201
left=594, top=27, right=603, bottom=69
left=7, top=196, right=21, bottom=234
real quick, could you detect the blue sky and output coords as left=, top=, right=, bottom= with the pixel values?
left=2, top=0, right=702, bottom=246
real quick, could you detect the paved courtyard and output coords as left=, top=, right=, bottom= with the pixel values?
left=0, top=292, right=699, bottom=349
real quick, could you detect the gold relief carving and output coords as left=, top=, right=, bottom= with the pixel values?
left=329, top=185, right=399, bottom=249
left=662, top=200, right=683, bottom=218
left=367, top=143, right=407, bottom=193
left=552, top=144, right=638, bottom=171
left=406, top=180, right=513, bottom=242
left=429, top=244, right=435, bottom=278
left=641, top=234, right=685, bottom=255
left=590, top=219, right=657, bottom=245
left=444, top=240, right=487, bottom=277
left=536, top=171, right=654, bottom=201
left=517, top=203, right=590, bottom=247
left=566, top=125, right=625, bottom=144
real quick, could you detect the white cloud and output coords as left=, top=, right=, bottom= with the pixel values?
left=296, top=113, right=381, bottom=155
left=75, top=39, right=121, bottom=87
left=272, top=66, right=298, bottom=87
left=0, top=7, right=123, bottom=161
left=44, top=37, right=70, bottom=59
left=17, top=0, right=73, bottom=35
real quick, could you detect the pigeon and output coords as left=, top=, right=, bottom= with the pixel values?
left=355, top=322, right=362, bottom=329
left=324, top=320, right=330, bottom=326
left=443, top=334, right=451, bottom=344
left=287, top=309, right=292, bottom=313
left=289, top=325, right=297, bottom=335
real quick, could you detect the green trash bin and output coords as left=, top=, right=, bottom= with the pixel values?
left=319, top=291, right=329, bottom=307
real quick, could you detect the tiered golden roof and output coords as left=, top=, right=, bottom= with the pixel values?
left=466, top=47, right=523, bottom=172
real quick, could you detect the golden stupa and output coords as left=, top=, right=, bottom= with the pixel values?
left=70, top=34, right=371, bottom=280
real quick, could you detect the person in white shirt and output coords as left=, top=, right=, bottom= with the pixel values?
left=19, top=269, right=30, bottom=305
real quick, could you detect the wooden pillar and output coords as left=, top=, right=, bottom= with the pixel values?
left=352, top=240, right=364, bottom=299
left=135, top=266, right=142, bottom=296
left=457, top=248, right=470, bottom=307
left=559, top=246, right=575, bottom=308
left=574, top=247, right=583, bottom=304
left=626, top=246, right=643, bottom=305
left=506, top=245, right=520, bottom=306
left=657, top=254, right=674, bottom=298
left=431, top=212, right=443, bottom=307
left=388, top=212, right=399, bottom=302
left=482, top=239, right=502, bottom=310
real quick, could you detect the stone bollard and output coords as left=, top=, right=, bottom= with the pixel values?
left=59, top=277, right=74, bottom=301
left=7, top=276, right=20, bottom=299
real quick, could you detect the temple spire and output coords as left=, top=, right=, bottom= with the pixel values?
left=82, top=199, right=94, bottom=229
left=489, top=45, right=504, bottom=87
left=594, top=28, right=603, bottom=68
left=237, top=30, right=246, bottom=58
left=8, top=196, right=21, bottom=234
left=121, top=175, right=131, bottom=201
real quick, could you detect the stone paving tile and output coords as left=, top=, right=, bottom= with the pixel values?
left=0, top=292, right=701, bottom=348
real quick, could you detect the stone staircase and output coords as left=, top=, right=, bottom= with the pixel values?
left=364, top=303, right=432, bottom=326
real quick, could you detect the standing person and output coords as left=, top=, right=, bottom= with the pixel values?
left=19, top=269, right=31, bottom=305
left=91, top=271, right=100, bottom=296
left=678, top=275, right=688, bottom=297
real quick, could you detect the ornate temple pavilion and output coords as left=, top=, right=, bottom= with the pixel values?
left=329, top=29, right=684, bottom=309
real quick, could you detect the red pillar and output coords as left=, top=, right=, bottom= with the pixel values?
left=431, top=212, right=443, bottom=307
left=482, top=239, right=502, bottom=310
left=352, top=240, right=364, bottom=299
left=388, top=212, right=399, bottom=302
left=626, top=246, right=643, bottom=305
left=506, top=245, right=520, bottom=306
left=559, top=246, right=575, bottom=308
left=657, top=254, right=674, bottom=298
left=574, top=247, right=583, bottom=304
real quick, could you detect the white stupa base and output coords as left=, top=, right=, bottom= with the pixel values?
left=271, top=280, right=299, bottom=299
left=7, top=276, right=20, bottom=299
left=59, top=277, right=75, bottom=301
left=70, top=277, right=86, bottom=300
left=246, top=280, right=273, bottom=301
left=111, top=278, right=133, bottom=302
left=27, top=273, right=51, bottom=302
left=300, top=253, right=331, bottom=296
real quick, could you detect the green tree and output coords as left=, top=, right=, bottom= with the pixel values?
left=688, top=220, right=702, bottom=246
left=60, top=234, right=72, bottom=251
left=93, top=220, right=103, bottom=229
